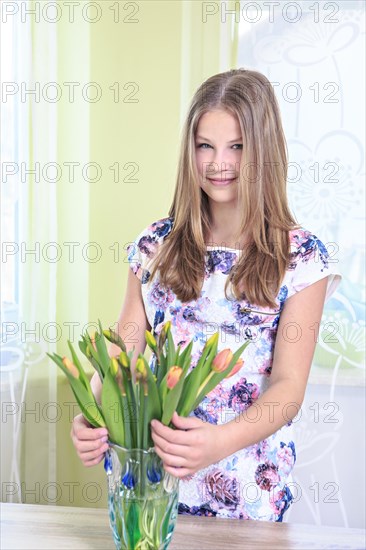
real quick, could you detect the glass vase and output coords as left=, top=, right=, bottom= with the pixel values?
left=104, top=443, right=179, bottom=550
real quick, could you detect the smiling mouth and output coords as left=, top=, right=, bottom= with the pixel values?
left=206, top=177, right=236, bottom=185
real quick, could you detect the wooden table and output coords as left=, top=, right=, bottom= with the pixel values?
left=1, top=503, right=365, bottom=549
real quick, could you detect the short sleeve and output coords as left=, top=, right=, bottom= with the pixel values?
left=125, top=236, right=145, bottom=282
left=124, top=217, right=174, bottom=284
left=288, top=233, right=342, bottom=304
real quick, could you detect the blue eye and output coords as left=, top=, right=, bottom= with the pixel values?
left=196, top=143, right=242, bottom=149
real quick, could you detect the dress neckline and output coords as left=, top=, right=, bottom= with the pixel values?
left=206, top=245, right=243, bottom=252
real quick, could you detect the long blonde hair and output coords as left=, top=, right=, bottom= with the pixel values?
left=148, top=68, right=301, bottom=310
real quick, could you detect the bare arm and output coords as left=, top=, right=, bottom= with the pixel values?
left=220, top=276, right=329, bottom=454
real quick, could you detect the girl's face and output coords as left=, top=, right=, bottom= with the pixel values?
left=195, top=109, right=242, bottom=204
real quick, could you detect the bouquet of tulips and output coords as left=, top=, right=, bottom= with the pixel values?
left=47, top=320, right=250, bottom=450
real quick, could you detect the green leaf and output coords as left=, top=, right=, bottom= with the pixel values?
left=101, top=363, right=125, bottom=446
left=78, top=338, right=88, bottom=357
left=138, top=381, right=144, bottom=449
left=175, top=340, right=193, bottom=369
left=67, top=340, right=93, bottom=396
left=194, top=333, right=219, bottom=385
left=174, top=344, right=181, bottom=365
left=68, top=375, right=105, bottom=428
left=158, top=377, right=168, bottom=408
left=143, top=393, right=150, bottom=450
left=95, top=319, right=113, bottom=371
left=78, top=337, right=103, bottom=381
left=177, top=337, right=218, bottom=417
left=121, top=392, right=131, bottom=449
left=83, top=332, right=106, bottom=378
left=166, top=329, right=176, bottom=368
left=120, top=366, right=137, bottom=448
left=140, top=356, right=162, bottom=421
left=156, top=352, right=167, bottom=386
left=47, top=352, right=105, bottom=427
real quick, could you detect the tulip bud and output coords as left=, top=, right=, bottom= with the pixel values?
left=205, top=332, right=219, bottom=349
left=166, top=366, right=183, bottom=390
left=158, top=321, right=171, bottom=348
left=163, top=320, right=171, bottom=333
left=211, top=349, right=233, bottom=373
left=110, top=357, right=118, bottom=376
left=135, top=361, right=148, bottom=396
left=102, top=329, right=126, bottom=352
left=135, top=357, right=147, bottom=379
left=90, top=333, right=98, bottom=351
left=62, top=357, right=79, bottom=378
left=145, top=330, right=157, bottom=351
left=118, top=351, right=130, bottom=368
left=226, top=358, right=244, bottom=378
left=114, top=363, right=126, bottom=396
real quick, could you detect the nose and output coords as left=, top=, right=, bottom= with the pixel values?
left=205, top=146, right=238, bottom=175
left=206, top=153, right=237, bottom=177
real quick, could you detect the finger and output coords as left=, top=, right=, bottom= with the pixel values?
left=151, top=432, right=189, bottom=457
left=73, top=424, right=108, bottom=441
left=78, top=443, right=109, bottom=463
left=170, top=411, right=203, bottom=430
left=84, top=454, right=106, bottom=467
left=76, top=437, right=109, bottom=454
left=153, top=440, right=190, bottom=469
left=150, top=421, right=192, bottom=446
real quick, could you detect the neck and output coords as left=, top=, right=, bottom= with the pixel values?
left=205, top=204, right=248, bottom=249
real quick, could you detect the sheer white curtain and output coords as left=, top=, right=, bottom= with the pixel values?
left=1, top=4, right=58, bottom=503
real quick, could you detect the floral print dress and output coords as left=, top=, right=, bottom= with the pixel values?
left=126, top=216, right=342, bottom=522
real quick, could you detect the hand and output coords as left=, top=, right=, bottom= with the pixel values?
left=151, top=411, right=225, bottom=479
left=70, top=413, right=109, bottom=467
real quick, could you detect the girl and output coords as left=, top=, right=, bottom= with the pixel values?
left=71, top=68, right=342, bottom=521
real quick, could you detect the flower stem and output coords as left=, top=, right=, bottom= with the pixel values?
left=196, top=370, right=214, bottom=399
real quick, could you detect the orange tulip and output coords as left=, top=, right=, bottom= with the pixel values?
left=90, top=332, right=98, bottom=351
left=226, top=358, right=244, bottom=378
left=211, top=349, right=233, bottom=373
left=166, top=366, right=183, bottom=390
left=62, top=356, right=79, bottom=378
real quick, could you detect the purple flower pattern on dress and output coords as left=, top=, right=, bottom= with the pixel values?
left=228, top=377, right=260, bottom=413
left=255, top=462, right=280, bottom=491
left=148, top=280, right=175, bottom=310
left=204, top=469, right=240, bottom=507
left=205, top=250, right=237, bottom=277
